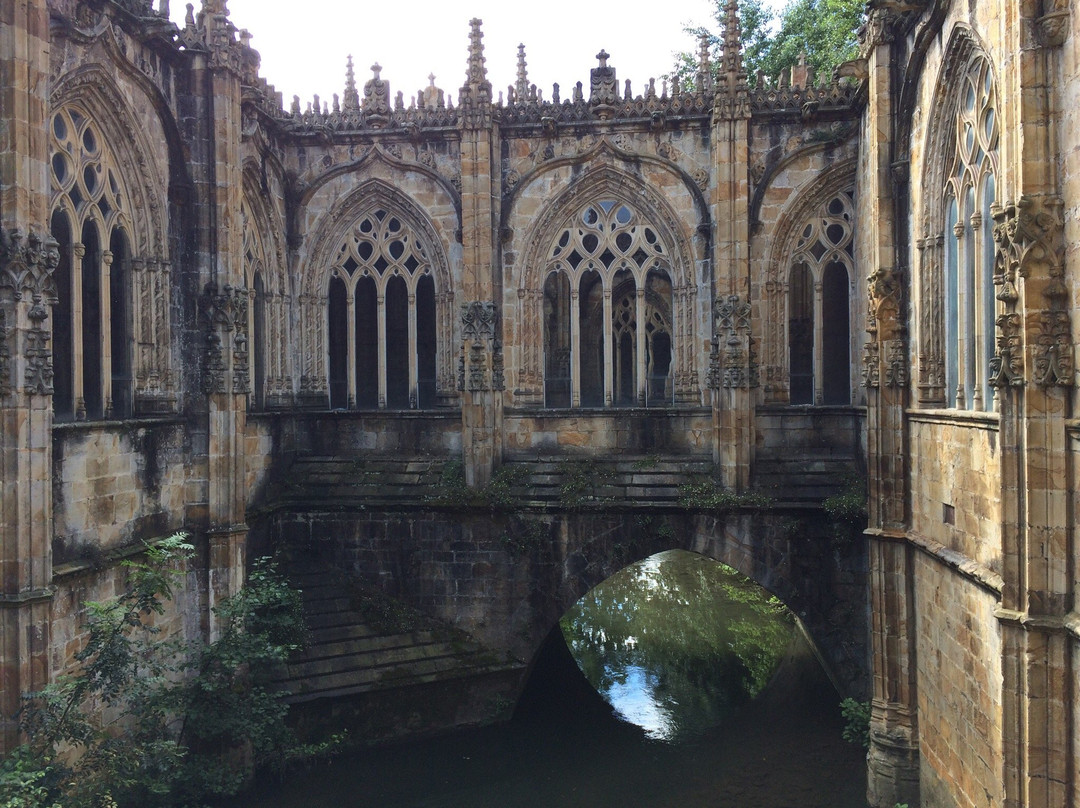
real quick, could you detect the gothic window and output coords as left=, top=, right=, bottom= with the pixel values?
left=787, top=191, right=854, bottom=405
left=943, top=56, right=998, bottom=411
left=542, top=200, right=673, bottom=408
left=49, top=108, right=133, bottom=421
left=241, top=198, right=292, bottom=410
left=325, top=209, right=437, bottom=409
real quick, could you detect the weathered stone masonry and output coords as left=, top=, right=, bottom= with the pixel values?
left=1, top=1, right=1078, bottom=807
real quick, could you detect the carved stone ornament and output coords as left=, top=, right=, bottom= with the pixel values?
left=0, top=228, right=59, bottom=303
left=713, top=295, right=757, bottom=389
left=992, top=194, right=1072, bottom=388
left=862, top=341, right=881, bottom=388
left=882, top=339, right=907, bottom=388
left=461, top=301, right=498, bottom=342
left=1032, top=310, right=1074, bottom=387
left=200, top=283, right=250, bottom=395
left=989, top=312, right=1024, bottom=388
left=590, top=50, right=619, bottom=108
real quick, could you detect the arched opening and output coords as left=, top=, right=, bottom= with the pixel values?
left=327, top=275, right=348, bottom=409
left=355, top=275, right=378, bottom=409
left=611, top=271, right=636, bottom=407
left=821, top=262, right=850, bottom=405
left=51, top=210, right=74, bottom=420
left=384, top=275, right=409, bottom=409
left=81, top=220, right=103, bottom=419
left=579, top=270, right=605, bottom=407
left=788, top=264, right=813, bottom=404
left=644, top=269, right=673, bottom=407
left=416, top=275, right=437, bottom=409
left=543, top=271, right=571, bottom=408
left=252, top=272, right=266, bottom=411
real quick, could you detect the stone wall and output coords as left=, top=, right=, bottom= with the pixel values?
left=913, top=554, right=1004, bottom=808
left=502, top=409, right=713, bottom=455
left=51, top=420, right=190, bottom=559
left=907, top=413, right=1002, bottom=569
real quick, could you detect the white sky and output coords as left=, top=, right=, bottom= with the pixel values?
left=173, top=0, right=730, bottom=108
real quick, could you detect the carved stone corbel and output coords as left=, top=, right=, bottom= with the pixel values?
left=1036, top=0, right=1070, bottom=47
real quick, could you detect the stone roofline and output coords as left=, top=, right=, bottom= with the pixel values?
left=58, top=0, right=865, bottom=134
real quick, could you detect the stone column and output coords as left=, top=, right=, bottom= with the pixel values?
left=710, top=0, right=755, bottom=491
left=457, top=19, right=502, bottom=486
left=992, top=5, right=1074, bottom=799
left=191, top=1, right=249, bottom=636
left=860, top=6, right=920, bottom=806
left=0, top=0, right=55, bottom=752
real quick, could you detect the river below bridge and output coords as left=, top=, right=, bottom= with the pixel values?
left=232, top=551, right=867, bottom=808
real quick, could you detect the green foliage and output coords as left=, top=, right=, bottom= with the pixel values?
left=427, top=460, right=530, bottom=511
left=561, top=551, right=794, bottom=736
left=822, top=475, right=867, bottom=545
left=5, top=536, right=312, bottom=808
left=349, top=582, right=424, bottom=633
left=427, top=459, right=479, bottom=508
left=484, top=464, right=531, bottom=510
left=840, top=696, right=871, bottom=748
left=677, top=477, right=772, bottom=511
left=672, top=0, right=865, bottom=88
left=499, top=516, right=548, bottom=556
left=557, top=459, right=615, bottom=510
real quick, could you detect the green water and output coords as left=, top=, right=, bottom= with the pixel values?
left=232, top=550, right=867, bottom=807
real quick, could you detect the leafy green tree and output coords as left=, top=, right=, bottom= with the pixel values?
left=2, top=535, right=310, bottom=808
left=672, top=0, right=865, bottom=88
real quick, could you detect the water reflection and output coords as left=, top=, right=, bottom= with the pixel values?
left=561, top=550, right=795, bottom=741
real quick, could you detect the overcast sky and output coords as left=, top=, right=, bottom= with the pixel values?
left=174, top=0, right=734, bottom=108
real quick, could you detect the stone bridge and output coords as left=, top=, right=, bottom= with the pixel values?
left=249, top=406, right=868, bottom=730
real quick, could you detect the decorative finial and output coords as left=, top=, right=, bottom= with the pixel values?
left=696, top=32, right=712, bottom=93
left=184, top=2, right=196, bottom=29
left=515, top=44, right=530, bottom=101
left=466, top=18, right=488, bottom=86
left=371, top=63, right=382, bottom=80
left=596, top=49, right=610, bottom=68
left=343, top=55, right=360, bottom=112
left=429, top=73, right=437, bottom=86
left=721, top=0, right=744, bottom=77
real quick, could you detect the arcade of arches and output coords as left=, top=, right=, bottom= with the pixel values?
left=1, top=2, right=1078, bottom=808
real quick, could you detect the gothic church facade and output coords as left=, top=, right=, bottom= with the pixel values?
left=0, top=0, right=1078, bottom=806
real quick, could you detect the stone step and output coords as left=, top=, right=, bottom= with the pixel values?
left=280, top=652, right=509, bottom=704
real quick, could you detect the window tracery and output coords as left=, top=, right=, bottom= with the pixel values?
left=325, top=208, right=439, bottom=409
left=49, top=106, right=133, bottom=420
left=943, top=56, right=998, bottom=410
left=786, top=190, right=854, bottom=405
left=542, top=200, right=674, bottom=407
left=242, top=196, right=291, bottom=409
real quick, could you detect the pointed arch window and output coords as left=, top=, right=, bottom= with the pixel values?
left=542, top=200, right=673, bottom=408
left=943, top=56, right=998, bottom=411
left=325, top=209, right=438, bottom=409
left=49, top=108, right=133, bottom=421
left=787, top=191, right=854, bottom=405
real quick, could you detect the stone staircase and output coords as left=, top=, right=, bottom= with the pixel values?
left=497, top=453, right=716, bottom=508
left=751, top=449, right=859, bottom=504
left=272, top=560, right=524, bottom=740
left=268, top=450, right=855, bottom=513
